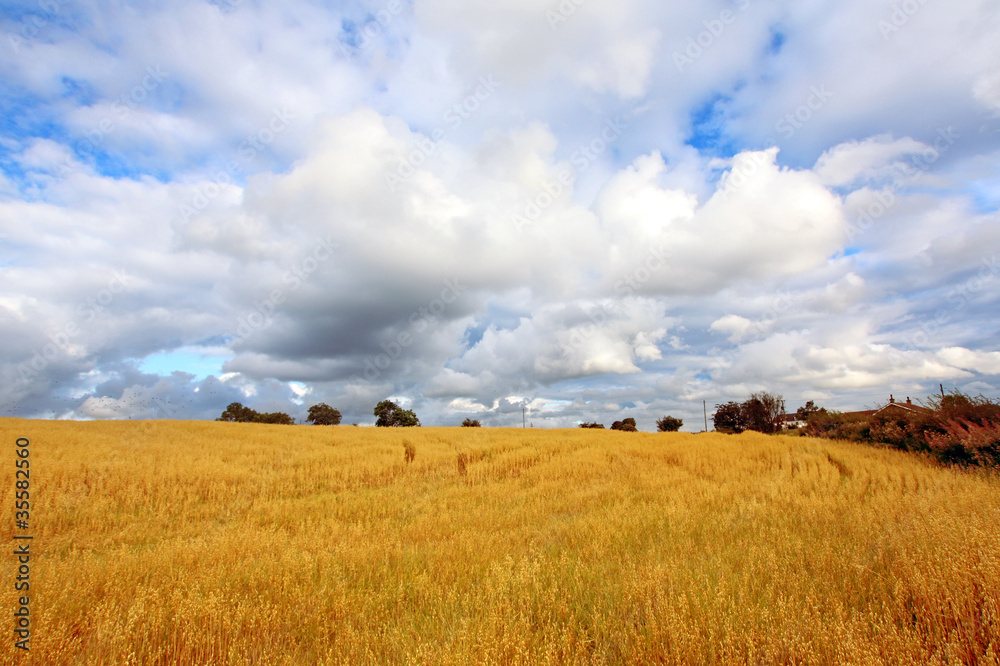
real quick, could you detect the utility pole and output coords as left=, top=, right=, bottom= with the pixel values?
left=522, top=406, right=525, bottom=428
left=940, top=383, right=946, bottom=399
left=703, top=400, right=708, bottom=432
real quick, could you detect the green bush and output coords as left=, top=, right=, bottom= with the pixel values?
left=307, top=403, right=342, bottom=425
left=374, top=400, right=420, bottom=427
left=216, top=402, right=293, bottom=425
left=656, top=416, right=683, bottom=432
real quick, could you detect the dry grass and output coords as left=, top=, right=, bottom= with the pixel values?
left=1, top=418, right=999, bottom=665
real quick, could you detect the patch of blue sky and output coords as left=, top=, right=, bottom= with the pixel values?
left=86, top=146, right=177, bottom=183
left=206, top=0, right=242, bottom=15
left=0, top=84, right=62, bottom=141
left=461, top=322, right=487, bottom=348
left=58, top=76, right=99, bottom=106
left=337, top=3, right=411, bottom=63
left=967, top=181, right=1000, bottom=214
left=0, top=87, right=107, bottom=190
left=197, top=334, right=233, bottom=348
left=826, top=246, right=863, bottom=260
left=339, top=18, right=363, bottom=49
left=138, top=348, right=231, bottom=380
left=765, top=29, right=786, bottom=56
left=461, top=303, right=529, bottom=349
left=536, top=398, right=574, bottom=413
left=1, top=4, right=75, bottom=35
left=0, top=152, right=27, bottom=186
left=1, top=5, right=42, bottom=24
left=685, top=93, right=742, bottom=158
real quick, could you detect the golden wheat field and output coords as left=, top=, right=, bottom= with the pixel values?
left=1, top=419, right=998, bottom=665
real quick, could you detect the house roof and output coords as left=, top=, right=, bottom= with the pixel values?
left=783, top=395, right=938, bottom=423
left=809, top=395, right=934, bottom=420
left=873, top=395, right=934, bottom=417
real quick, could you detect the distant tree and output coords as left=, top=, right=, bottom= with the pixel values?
left=579, top=422, right=605, bottom=429
left=742, top=397, right=769, bottom=433
left=216, top=402, right=293, bottom=425
left=746, top=391, right=785, bottom=434
left=255, top=411, right=294, bottom=425
left=374, top=400, right=421, bottom=427
left=397, top=411, right=420, bottom=427
left=656, top=416, right=683, bottom=432
left=610, top=417, right=638, bottom=432
left=714, top=393, right=785, bottom=434
left=713, top=401, right=747, bottom=434
left=217, top=402, right=258, bottom=423
left=795, top=400, right=823, bottom=422
left=461, top=418, right=481, bottom=427
left=307, top=403, right=342, bottom=426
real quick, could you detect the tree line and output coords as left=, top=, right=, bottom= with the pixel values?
left=214, top=400, right=686, bottom=431
left=215, top=400, right=419, bottom=427
left=579, top=416, right=683, bottom=432
left=213, top=389, right=999, bottom=470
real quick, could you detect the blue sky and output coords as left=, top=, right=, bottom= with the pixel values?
left=2, top=0, right=1000, bottom=428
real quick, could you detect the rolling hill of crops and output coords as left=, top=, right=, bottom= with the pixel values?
left=2, top=419, right=998, bottom=664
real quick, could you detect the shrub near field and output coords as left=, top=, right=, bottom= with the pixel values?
left=1, top=420, right=999, bottom=665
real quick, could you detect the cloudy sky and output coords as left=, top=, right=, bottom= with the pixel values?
left=2, top=0, right=999, bottom=429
